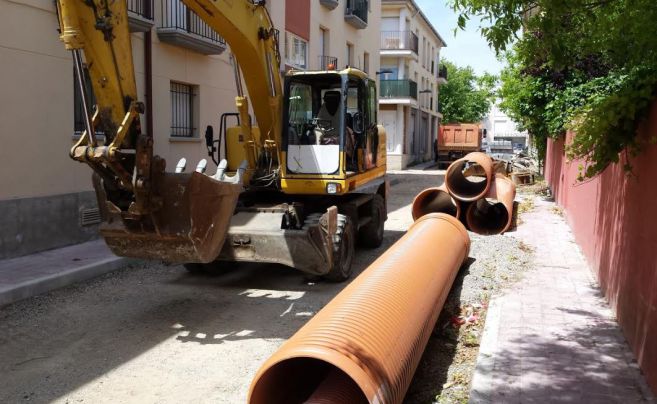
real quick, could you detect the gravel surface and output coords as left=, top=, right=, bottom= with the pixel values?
left=405, top=212, right=535, bottom=403
left=0, top=170, right=536, bottom=404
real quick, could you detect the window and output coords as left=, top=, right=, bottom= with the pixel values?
left=363, top=52, right=370, bottom=73
left=346, top=42, right=354, bottom=67
left=73, top=66, right=97, bottom=134
left=320, top=27, right=329, bottom=56
left=367, top=79, right=377, bottom=125
left=170, top=81, right=196, bottom=137
left=286, top=33, right=308, bottom=69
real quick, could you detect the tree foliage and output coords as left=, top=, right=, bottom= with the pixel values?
left=452, top=0, right=657, bottom=177
left=438, top=60, right=497, bottom=124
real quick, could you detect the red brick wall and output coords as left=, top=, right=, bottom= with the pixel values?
left=545, top=102, right=657, bottom=393
left=285, top=0, right=310, bottom=40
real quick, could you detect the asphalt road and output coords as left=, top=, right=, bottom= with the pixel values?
left=0, top=170, right=445, bottom=404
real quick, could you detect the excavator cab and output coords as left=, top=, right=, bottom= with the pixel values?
left=281, top=69, right=385, bottom=196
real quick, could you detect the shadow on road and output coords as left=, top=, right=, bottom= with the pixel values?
left=0, top=170, right=453, bottom=403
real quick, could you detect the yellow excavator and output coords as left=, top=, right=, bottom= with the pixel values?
left=55, top=0, right=387, bottom=281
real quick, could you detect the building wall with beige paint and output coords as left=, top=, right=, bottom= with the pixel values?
left=0, top=0, right=244, bottom=258
left=308, top=0, right=381, bottom=75
left=378, top=0, right=446, bottom=170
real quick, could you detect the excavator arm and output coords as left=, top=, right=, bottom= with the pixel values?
left=180, top=0, right=284, bottom=174
left=55, top=0, right=246, bottom=263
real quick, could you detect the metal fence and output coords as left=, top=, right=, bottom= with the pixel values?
left=380, top=79, right=418, bottom=99
left=318, top=55, right=338, bottom=70
left=170, top=82, right=195, bottom=137
left=160, top=0, right=226, bottom=46
left=345, top=0, right=368, bottom=24
left=127, top=0, right=153, bottom=19
left=380, top=31, right=419, bottom=53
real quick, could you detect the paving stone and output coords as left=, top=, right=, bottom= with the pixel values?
left=469, top=199, right=654, bottom=403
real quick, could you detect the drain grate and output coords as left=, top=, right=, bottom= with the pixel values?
left=79, top=208, right=101, bottom=226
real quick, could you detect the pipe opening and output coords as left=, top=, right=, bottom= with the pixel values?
left=250, top=358, right=368, bottom=404
left=466, top=198, right=509, bottom=235
left=412, top=188, right=459, bottom=220
left=445, top=160, right=489, bottom=200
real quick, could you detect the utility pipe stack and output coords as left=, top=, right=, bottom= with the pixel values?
left=412, top=152, right=516, bottom=235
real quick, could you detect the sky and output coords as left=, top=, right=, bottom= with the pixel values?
left=415, top=0, right=505, bottom=76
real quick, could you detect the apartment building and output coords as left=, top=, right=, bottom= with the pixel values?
left=481, top=101, right=529, bottom=150
left=284, top=0, right=381, bottom=75
left=378, top=0, right=446, bottom=170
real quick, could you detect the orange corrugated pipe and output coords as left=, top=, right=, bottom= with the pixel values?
left=445, top=152, right=494, bottom=202
left=411, top=184, right=461, bottom=220
left=465, top=173, right=516, bottom=235
left=248, top=213, right=470, bottom=404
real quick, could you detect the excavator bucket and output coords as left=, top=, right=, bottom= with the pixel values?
left=94, top=172, right=242, bottom=264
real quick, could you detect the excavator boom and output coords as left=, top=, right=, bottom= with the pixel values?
left=55, top=0, right=243, bottom=263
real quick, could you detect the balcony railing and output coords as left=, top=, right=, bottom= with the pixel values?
left=379, top=79, right=418, bottom=99
left=380, top=31, right=419, bottom=54
left=438, top=64, right=448, bottom=81
left=127, top=0, right=154, bottom=32
left=345, top=0, right=368, bottom=29
left=157, top=0, right=227, bottom=55
left=318, top=55, right=338, bottom=70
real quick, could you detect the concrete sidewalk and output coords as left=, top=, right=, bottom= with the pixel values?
left=470, top=198, right=655, bottom=403
left=0, top=240, right=131, bottom=307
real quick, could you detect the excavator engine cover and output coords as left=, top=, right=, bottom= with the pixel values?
left=94, top=172, right=242, bottom=264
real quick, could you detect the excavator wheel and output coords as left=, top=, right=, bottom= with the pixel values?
left=358, top=195, right=386, bottom=248
left=324, top=214, right=355, bottom=282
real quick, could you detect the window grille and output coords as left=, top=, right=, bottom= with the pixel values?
left=170, top=82, right=196, bottom=137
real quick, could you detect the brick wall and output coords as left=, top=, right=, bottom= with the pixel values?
left=545, top=102, right=657, bottom=393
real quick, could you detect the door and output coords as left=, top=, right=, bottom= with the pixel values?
left=420, top=114, right=429, bottom=160
left=381, top=110, right=398, bottom=153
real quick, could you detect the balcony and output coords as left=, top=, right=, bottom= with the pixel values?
left=345, top=0, right=368, bottom=29
left=380, top=31, right=419, bottom=58
left=318, top=55, right=338, bottom=70
left=127, top=0, right=154, bottom=32
left=379, top=79, right=418, bottom=105
left=320, top=0, right=339, bottom=10
left=157, top=0, right=227, bottom=55
left=438, top=64, right=448, bottom=84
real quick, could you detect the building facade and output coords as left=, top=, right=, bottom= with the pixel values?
left=283, top=0, right=381, bottom=75
left=0, top=0, right=380, bottom=259
left=378, top=0, right=446, bottom=170
left=481, top=101, right=529, bottom=151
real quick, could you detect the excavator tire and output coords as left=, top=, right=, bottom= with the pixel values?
left=324, top=214, right=355, bottom=282
left=358, top=195, right=385, bottom=248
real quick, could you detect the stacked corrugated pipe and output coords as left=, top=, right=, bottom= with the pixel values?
left=246, top=153, right=513, bottom=404
left=248, top=213, right=471, bottom=403
left=414, top=152, right=516, bottom=235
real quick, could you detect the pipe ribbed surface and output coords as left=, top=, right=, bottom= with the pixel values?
left=411, top=185, right=461, bottom=220
left=445, top=152, right=494, bottom=202
left=465, top=174, right=516, bottom=235
left=248, top=213, right=470, bottom=404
